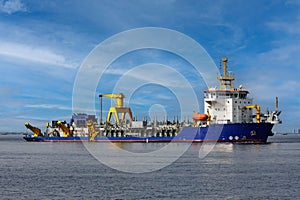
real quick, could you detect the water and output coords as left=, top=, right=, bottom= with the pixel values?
left=0, top=134, right=299, bottom=199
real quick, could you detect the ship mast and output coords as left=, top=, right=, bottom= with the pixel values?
left=217, top=57, right=235, bottom=90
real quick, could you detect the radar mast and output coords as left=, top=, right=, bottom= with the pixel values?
left=217, top=57, right=235, bottom=90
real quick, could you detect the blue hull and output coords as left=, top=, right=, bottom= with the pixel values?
left=23, top=123, right=274, bottom=143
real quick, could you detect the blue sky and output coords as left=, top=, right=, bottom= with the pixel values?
left=0, top=0, right=299, bottom=133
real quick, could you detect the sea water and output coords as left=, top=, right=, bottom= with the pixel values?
left=0, top=134, right=299, bottom=199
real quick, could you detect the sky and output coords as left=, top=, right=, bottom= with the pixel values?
left=0, top=0, right=300, bottom=133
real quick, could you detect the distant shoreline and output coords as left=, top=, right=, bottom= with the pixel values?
left=0, top=132, right=24, bottom=135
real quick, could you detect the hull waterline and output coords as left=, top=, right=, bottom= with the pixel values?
left=24, top=123, right=273, bottom=143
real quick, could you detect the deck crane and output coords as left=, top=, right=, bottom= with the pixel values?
left=57, top=121, right=73, bottom=137
left=24, top=122, right=43, bottom=137
left=86, top=120, right=99, bottom=141
left=243, top=104, right=261, bottom=123
left=99, top=93, right=133, bottom=125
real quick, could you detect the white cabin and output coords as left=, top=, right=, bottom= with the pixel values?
left=204, top=89, right=253, bottom=124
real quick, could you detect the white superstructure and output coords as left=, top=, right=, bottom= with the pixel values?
left=202, top=57, right=281, bottom=125
left=204, top=88, right=253, bottom=124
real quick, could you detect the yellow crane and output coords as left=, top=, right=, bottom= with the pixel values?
left=24, top=122, right=43, bottom=137
left=99, top=93, right=133, bottom=125
left=57, top=121, right=72, bottom=137
left=243, top=104, right=261, bottom=123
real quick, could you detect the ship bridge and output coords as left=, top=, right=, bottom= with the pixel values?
left=204, top=89, right=249, bottom=102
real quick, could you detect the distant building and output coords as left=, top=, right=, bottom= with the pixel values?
left=298, top=129, right=300, bottom=134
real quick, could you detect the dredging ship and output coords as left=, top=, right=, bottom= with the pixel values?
left=24, top=58, right=281, bottom=143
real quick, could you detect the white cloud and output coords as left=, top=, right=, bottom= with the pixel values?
left=25, top=104, right=72, bottom=111
left=0, top=41, right=75, bottom=68
left=267, top=21, right=300, bottom=35
left=104, top=68, right=128, bottom=76
left=0, top=0, right=27, bottom=14
left=266, top=13, right=300, bottom=35
left=129, top=93, right=174, bottom=106
left=285, top=0, right=300, bottom=5
left=258, top=44, right=300, bottom=66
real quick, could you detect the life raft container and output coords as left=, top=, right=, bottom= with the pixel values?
left=192, top=112, right=208, bottom=121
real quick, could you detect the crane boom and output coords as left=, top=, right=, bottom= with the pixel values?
left=57, top=121, right=72, bottom=137
left=100, top=93, right=125, bottom=108
left=24, top=122, right=43, bottom=137
left=243, top=104, right=261, bottom=123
